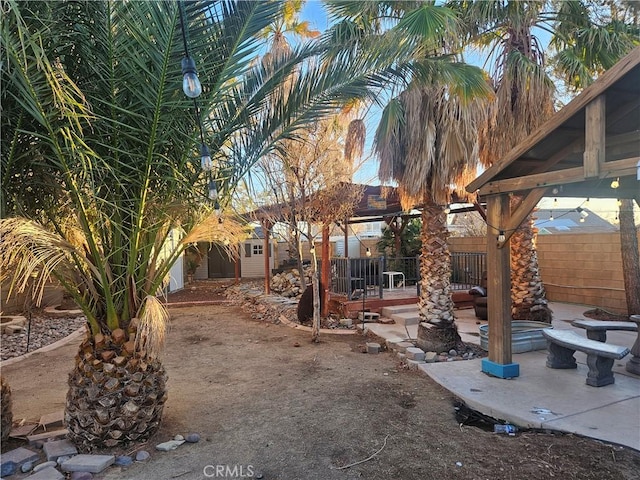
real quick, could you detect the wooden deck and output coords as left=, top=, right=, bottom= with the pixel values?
left=328, top=286, right=474, bottom=318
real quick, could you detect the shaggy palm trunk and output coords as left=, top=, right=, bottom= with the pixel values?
left=1, top=376, right=12, bottom=442
left=65, top=326, right=167, bottom=451
left=416, top=200, right=461, bottom=353
left=509, top=196, right=552, bottom=323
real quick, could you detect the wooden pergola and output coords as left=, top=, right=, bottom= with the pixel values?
left=466, top=46, right=640, bottom=378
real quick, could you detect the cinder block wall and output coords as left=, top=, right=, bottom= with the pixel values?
left=449, top=232, right=638, bottom=315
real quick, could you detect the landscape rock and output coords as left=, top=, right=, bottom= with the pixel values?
left=114, top=455, right=133, bottom=467
left=43, top=439, right=78, bottom=461
left=135, top=451, right=151, bottom=462
left=0, top=461, right=17, bottom=477
left=174, top=434, right=184, bottom=441
left=21, top=461, right=34, bottom=473
left=33, top=460, right=57, bottom=472
left=70, top=472, right=94, bottom=480
left=29, top=466, right=65, bottom=480
left=0, top=446, right=40, bottom=467
left=185, top=433, right=201, bottom=443
left=60, top=454, right=115, bottom=473
left=1, top=315, right=85, bottom=361
left=155, top=439, right=185, bottom=451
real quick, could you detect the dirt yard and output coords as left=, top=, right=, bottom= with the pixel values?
left=2, top=296, right=639, bottom=480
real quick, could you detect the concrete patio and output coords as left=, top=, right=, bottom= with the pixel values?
left=365, top=301, right=640, bottom=451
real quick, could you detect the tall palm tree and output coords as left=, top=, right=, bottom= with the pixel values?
left=451, top=0, right=639, bottom=323
left=376, top=85, right=488, bottom=353
left=0, top=0, right=392, bottom=450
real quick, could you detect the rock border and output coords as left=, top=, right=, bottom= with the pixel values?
left=0, top=327, right=86, bottom=367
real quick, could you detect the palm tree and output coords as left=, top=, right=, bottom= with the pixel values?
left=0, top=0, right=391, bottom=450
left=451, top=0, right=639, bottom=322
left=327, top=1, right=492, bottom=352
left=376, top=85, right=488, bottom=353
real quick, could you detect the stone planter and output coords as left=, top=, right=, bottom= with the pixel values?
left=479, top=320, right=552, bottom=353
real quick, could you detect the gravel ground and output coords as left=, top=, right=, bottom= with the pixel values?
left=1, top=314, right=86, bottom=361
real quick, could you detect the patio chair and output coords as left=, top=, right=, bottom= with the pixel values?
left=468, top=272, right=488, bottom=320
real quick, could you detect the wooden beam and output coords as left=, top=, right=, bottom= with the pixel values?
left=467, top=46, right=640, bottom=194
left=531, top=139, right=583, bottom=174
left=584, top=95, right=606, bottom=178
left=261, top=220, right=272, bottom=295
left=479, top=157, right=639, bottom=195
left=321, top=225, right=330, bottom=317
left=500, top=188, right=547, bottom=245
left=486, top=194, right=512, bottom=365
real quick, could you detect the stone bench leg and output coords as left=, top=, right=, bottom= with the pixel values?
left=546, top=343, right=577, bottom=369
left=585, top=330, right=607, bottom=342
left=586, top=354, right=615, bottom=387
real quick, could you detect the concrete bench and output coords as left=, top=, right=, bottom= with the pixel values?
left=542, top=329, right=630, bottom=387
left=571, top=319, right=637, bottom=342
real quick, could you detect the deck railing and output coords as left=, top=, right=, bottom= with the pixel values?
left=329, top=252, right=486, bottom=299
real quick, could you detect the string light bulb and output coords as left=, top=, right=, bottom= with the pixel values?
left=553, top=198, right=558, bottom=206
left=200, top=143, right=212, bottom=171
left=497, top=231, right=506, bottom=243
left=576, top=206, right=589, bottom=219
left=610, top=177, right=620, bottom=189
left=309, top=245, right=315, bottom=255
left=617, top=198, right=622, bottom=207
left=181, top=56, right=202, bottom=98
left=366, top=248, right=372, bottom=257
left=549, top=211, right=554, bottom=221
left=444, top=205, right=451, bottom=214
left=208, top=179, right=217, bottom=201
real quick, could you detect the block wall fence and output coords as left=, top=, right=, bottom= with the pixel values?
left=448, top=232, right=640, bottom=315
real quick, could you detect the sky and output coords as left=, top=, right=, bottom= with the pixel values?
left=297, top=1, right=628, bottom=223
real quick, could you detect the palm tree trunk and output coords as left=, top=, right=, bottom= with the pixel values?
left=416, top=198, right=460, bottom=353
left=1, top=376, right=12, bottom=442
left=620, top=199, right=640, bottom=314
left=509, top=195, right=552, bottom=323
left=65, top=329, right=167, bottom=451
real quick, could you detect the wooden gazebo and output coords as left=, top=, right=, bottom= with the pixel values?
left=466, top=47, right=640, bottom=378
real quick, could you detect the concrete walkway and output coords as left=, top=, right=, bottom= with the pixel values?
left=365, top=302, right=640, bottom=451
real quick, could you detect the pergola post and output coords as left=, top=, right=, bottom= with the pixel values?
left=261, top=220, right=272, bottom=295
left=481, top=193, right=519, bottom=378
left=321, top=224, right=330, bottom=317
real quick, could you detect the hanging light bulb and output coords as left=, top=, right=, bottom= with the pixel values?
left=579, top=217, right=585, bottom=223
left=617, top=198, right=622, bottom=207
left=549, top=211, right=554, bottom=221
left=497, top=231, right=506, bottom=243
left=553, top=198, right=558, bottom=206
left=309, top=245, right=316, bottom=255
left=200, top=143, right=212, bottom=171
left=366, top=247, right=372, bottom=257
left=444, top=205, right=451, bottom=214
left=576, top=206, right=589, bottom=219
left=585, top=197, right=590, bottom=206
left=208, top=179, right=218, bottom=201
left=181, top=56, right=202, bottom=98
left=610, top=177, right=620, bottom=189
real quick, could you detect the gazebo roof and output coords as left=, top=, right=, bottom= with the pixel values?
left=467, top=46, right=640, bottom=201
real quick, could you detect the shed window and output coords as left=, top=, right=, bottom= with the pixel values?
left=244, top=243, right=251, bottom=257
left=253, top=244, right=263, bottom=255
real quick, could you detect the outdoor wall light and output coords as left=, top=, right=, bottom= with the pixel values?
left=610, top=177, right=620, bottom=189
left=201, top=144, right=212, bottom=171
left=182, top=56, right=202, bottom=98
left=497, top=231, right=506, bottom=243
left=365, top=248, right=372, bottom=257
